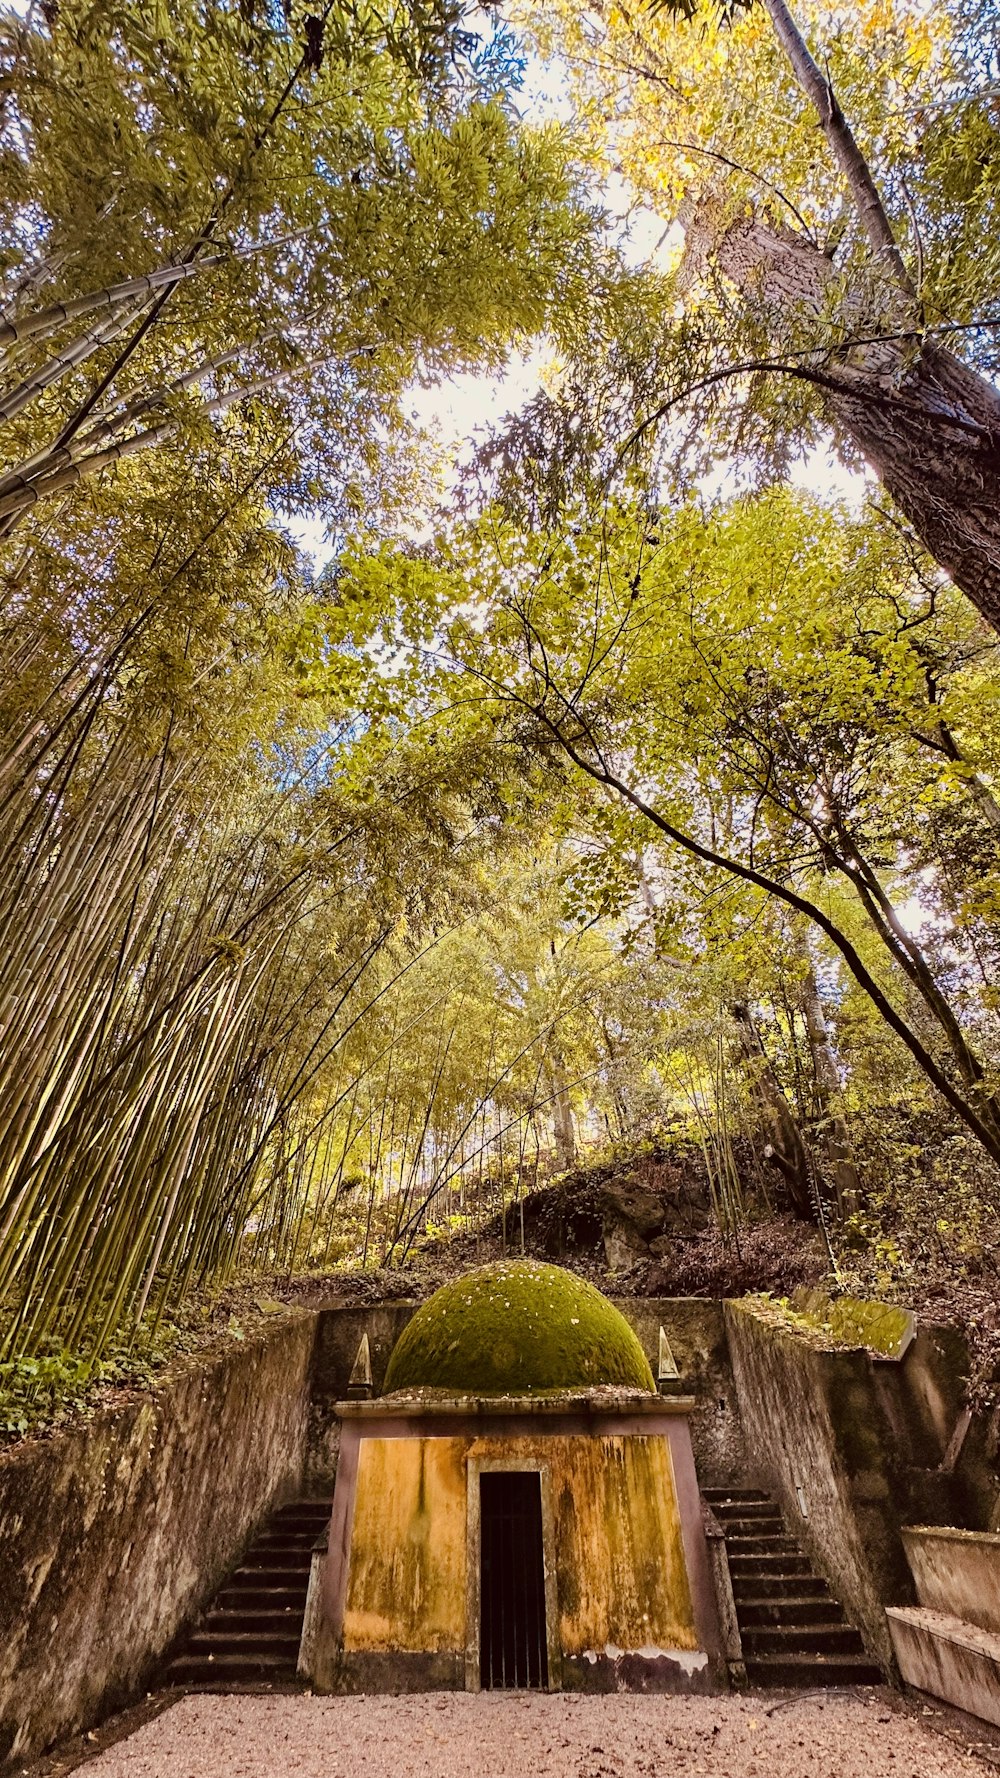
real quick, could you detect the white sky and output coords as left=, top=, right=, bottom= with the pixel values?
left=286, top=51, right=868, bottom=570
left=289, top=370, right=866, bottom=572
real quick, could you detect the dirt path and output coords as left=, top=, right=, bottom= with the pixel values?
left=70, top=1689, right=996, bottom=1778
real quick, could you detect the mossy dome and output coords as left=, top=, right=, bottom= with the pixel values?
left=382, top=1260, right=656, bottom=1397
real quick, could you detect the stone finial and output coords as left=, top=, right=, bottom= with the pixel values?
left=347, top=1332, right=374, bottom=1399
left=658, top=1326, right=679, bottom=1380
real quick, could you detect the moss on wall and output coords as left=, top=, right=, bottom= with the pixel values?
left=724, top=1299, right=909, bottom=1670
left=0, top=1313, right=316, bottom=1766
left=787, top=1290, right=915, bottom=1358
left=382, top=1262, right=656, bottom=1397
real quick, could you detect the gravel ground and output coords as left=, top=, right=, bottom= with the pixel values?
left=73, top=1689, right=996, bottom=1778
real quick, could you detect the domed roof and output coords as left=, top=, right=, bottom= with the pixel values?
left=382, top=1259, right=656, bottom=1397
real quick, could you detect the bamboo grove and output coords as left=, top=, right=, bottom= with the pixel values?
left=0, top=0, right=598, bottom=1381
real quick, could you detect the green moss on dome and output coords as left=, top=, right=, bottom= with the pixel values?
left=382, top=1260, right=656, bottom=1397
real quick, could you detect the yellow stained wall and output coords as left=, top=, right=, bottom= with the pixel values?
left=545, top=1433, right=696, bottom=1655
left=342, top=1432, right=697, bottom=1660
left=343, top=1437, right=467, bottom=1652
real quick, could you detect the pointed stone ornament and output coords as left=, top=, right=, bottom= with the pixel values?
left=347, top=1332, right=374, bottom=1399
left=658, top=1326, right=679, bottom=1379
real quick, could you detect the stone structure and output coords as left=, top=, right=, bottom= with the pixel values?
left=300, top=1262, right=725, bottom=1694
left=888, top=1527, right=1000, bottom=1726
left=0, top=1312, right=315, bottom=1768
left=4, top=1276, right=994, bottom=1764
left=723, top=1297, right=972, bottom=1671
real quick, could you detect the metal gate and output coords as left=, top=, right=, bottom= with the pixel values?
left=479, top=1470, right=549, bottom=1690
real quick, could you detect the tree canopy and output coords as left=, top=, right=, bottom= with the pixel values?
left=3, top=0, right=1000, bottom=1428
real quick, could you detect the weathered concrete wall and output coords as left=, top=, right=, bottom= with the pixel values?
left=343, top=1435, right=469, bottom=1658
left=902, top=1526, right=1000, bottom=1633
left=618, top=1299, right=747, bottom=1487
left=306, top=1301, right=418, bottom=1490
left=723, top=1300, right=914, bottom=1671
left=888, top=1606, right=1000, bottom=1727
left=316, top=1409, right=719, bottom=1696
left=547, top=1433, right=698, bottom=1665
left=0, top=1311, right=317, bottom=1767
left=952, top=1403, right=1000, bottom=1532
left=871, top=1324, right=972, bottom=1513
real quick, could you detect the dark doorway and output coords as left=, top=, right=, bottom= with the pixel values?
left=479, top=1470, right=549, bottom=1690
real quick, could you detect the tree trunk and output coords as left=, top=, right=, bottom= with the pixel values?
left=918, top=716, right=1000, bottom=834
left=730, top=1001, right=815, bottom=1219
left=794, top=936, right=862, bottom=1221
left=546, top=1042, right=577, bottom=1172
left=759, top=0, right=911, bottom=286
left=683, top=204, right=1000, bottom=635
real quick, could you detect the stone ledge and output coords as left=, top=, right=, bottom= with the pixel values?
left=336, top=1390, right=696, bottom=1417
left=887, top=1606, right=1000, bottom=1728
left=906, top=1524, right=1000, bottom=1548
left=902, top=1526, right=1000, bottom=1635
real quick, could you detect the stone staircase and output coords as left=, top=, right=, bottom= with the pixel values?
left=703, top=1486, right=882, bottom=1689
left=164, top=1500, right=330, bottom=1688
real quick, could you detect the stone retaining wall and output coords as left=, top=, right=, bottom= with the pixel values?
left=724, top=1301, right=914, bottom=1671
left=617, top=1298, right=747, bottom=1487
left=0, top=1311, right=316, bottom=1766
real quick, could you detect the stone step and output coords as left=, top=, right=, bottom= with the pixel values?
left=227, top=1565, right=310, bottom=1589
left=737, top=1596, right=846, bottom=1627
left=711, top=1499, right=777, bottom=1515
left=743, top=1653, right=882, bottom=1688
left=725, top=1535, right=802, bottom=1557
left=710, top=1482, right=882, bottom=1685
left=718, top=1517, right=785, bottom=1538
left=742, top=1623, right=867, bottom=1657
left=187, top=1631, right=301, bottom=1658
left=731, top=1572, right=831, bottom=1601
left=214, top=1585, right=308, bottom=1614
left=262, top=1514, right=329, bottom=1531
left=162, top=1499, right=326, bottom=1690
left=201, top=1608, right=306, bottom=1635
left=165, top=1652, right=297, bottom=1685
left=238, top=1543, right=315, bottom=1563
left=728, top=1553, right=813, bottom=1577
left=702, top=1489, right=771, bottom=1509
left=708, top=1509, right=775, bottom=1524
left=247, top=1536, right=316, bottom=1550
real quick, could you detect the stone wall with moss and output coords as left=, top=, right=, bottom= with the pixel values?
left=621, top=1299, right=747, bottom=1486
left=6, top=1283, right=977, bottom=1758
left=718, top=1294, right=975, bottom=1664
left=0, top=1289, right=734, bottom=1768
left=725, top=1300, right=905, bottom=1671
left=0, top=1312, right=316, bottom=1767
left=306, top=1301, right=420, bottom=1489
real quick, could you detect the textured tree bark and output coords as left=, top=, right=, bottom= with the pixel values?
left=759, top=0, right=911, bottom=286
left=794, top=935, right=862, bottom=1222
left=683, top=205, right=1000, bottom=635
left=546, top=1041, right=577, bottom=1171
left=730, top=1001, right=815, bottom=1220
